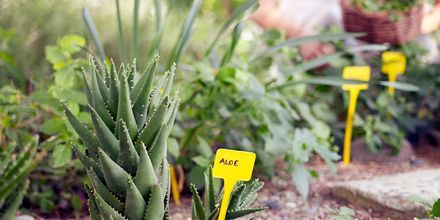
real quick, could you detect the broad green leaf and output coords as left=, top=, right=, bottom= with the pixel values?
left=52, top=145, right=72, bottom=168
left=40, top=118, right=66, bottom=135
left=191, top=156, right=211, bottom=167
left=59, top=35, right=86, bottom=54
left=291, top=164, right=309, bottom=199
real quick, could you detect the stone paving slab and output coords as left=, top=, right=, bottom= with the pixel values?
left=332, top=169, right=440, bottom=219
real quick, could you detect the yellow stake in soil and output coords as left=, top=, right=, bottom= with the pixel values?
left=342, top=66, right=371, bottom=165
left=381, top=51, right=406, bottom=95
left=169, top=164, right=181, bottom=206
left=213, top=149, right=256, bottom=220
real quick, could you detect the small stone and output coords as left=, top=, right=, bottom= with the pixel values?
left=265, top=200, right=280, bottom=209
left=286, top=202, right=297, bottom=209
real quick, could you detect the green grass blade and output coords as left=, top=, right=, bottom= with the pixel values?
left=82, top=8, right=106, bottom=62
left=205, top=0, right=258, bottom=56
left=167, top=0, right=203, bottom=68
left=250, top=32, right=365, bottom=62
left=115, top=0, right=127, bottom=63
left=154, top=0, right=162, bottom=31
left=132, top=0, right=140, bottom=61
left=290, top=44, right=387, bottom=75
left=221, top=21, right=244, bottom=67
left=378, top=81, right=419, bottom=92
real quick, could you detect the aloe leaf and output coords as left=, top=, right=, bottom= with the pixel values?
left=1, top=179, right=29, bottom=220
left=166, top=98, right=180, bottom=135
left=134, top=143, right=158, bottom=199
left=149, top=125, right=168, bottom=170
left=108, top=59, right=120, bottom=117
left=125, top=177, right=146, bottom=220
left=190, top=184, right=206, bottom=220
left=144, top=185, right=165, bottom=219
left=205, top=0, right=258, bottom=56
left=63, top=103, right=99, bottom=160
left=208, top=209, right=219, bottom=220
left=73, top=145, right=104, bottom=181
left=132, top=57, right=158, bottom=129
left=2, top=144, right=36, bottom=180
left=228, top=183, right=246, bottom=210
left=159, top=159, right=170, bottom=202
left=91, top=187, right=125, bottom=220
left=148, top=76, right=166, bottom=111
left=90, top=106, right=119, bottom=160
left=87, top=169, right=124, bottom=212
left=0, top=145, right=14, bottom=175
left=83, top=70, right=94, bottom=105
left=204, top=166, right=216, bottom=216
left=135, top=97, right=169, bottom=151
left=82, top=8, right=106, bottom=62
left=130, top=56, right=157, bottom=102
left=226, top=207, right=267, bottom=219
left=0, top=158, right=37, bottom=201
left=118, top=120, right=139, bottom=176
left=115, top=74, right=138, bottom=139
left=93, top=64, right=109, bottom=105
left=88, top=198, right=101, bottom=220
left=98, top=148, right=130, bottom=198
left=162, top=65, right=176, bottom=99
left=90, top=65, right=115, bottom=131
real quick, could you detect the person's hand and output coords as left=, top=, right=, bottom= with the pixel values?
left=299, top=40, right=334, bottom=61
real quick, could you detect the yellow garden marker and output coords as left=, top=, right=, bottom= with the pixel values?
left=342, top=66, right=371, bottom=165
left=213, top=149, right=256, bottom=220
left=381, top=52, right=406, bottom=95
left=169, top=164, right=181, bottom=206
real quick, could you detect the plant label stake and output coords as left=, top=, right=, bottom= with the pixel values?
left=342, top=66, right=371, bottom=165
left=382, top=51, right=406, bottom=95
left=169, top=164, right=181, bottom=206
left=213, top=149, right=256, bottom=220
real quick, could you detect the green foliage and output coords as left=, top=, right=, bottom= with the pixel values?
left=407, top=195, right=440, bottom=218
left=190, top=167, right=267, bottom=219
left=330, top=206, right=356, bottom=220
left=0, top=28, right=27, bottom=89
left=65, top=58, right=179, bottom=219
left=353, top=0, right=421, bottom=12
left=0, top=138, right=39, bottom=220
left=38, top=34, right=89, bottom=168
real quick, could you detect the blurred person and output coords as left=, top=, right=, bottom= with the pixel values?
left=252, top=0, right=440, bottom=61
left=251, top=0, right=341, bottom=60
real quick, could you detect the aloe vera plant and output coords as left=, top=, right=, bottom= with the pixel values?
left=64, top=57, right=179, bottom=220
left=0, top=138, right=39, bottom=220
left=190, top=167, right=267, bottom=220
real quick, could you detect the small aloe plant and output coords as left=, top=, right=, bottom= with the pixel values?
left=0, top=138, right=39, bottom=220
left=191, top=167, right=267, bottom=220
left=64, top=56, right=179, bottom=220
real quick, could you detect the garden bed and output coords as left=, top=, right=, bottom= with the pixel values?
left=169, top=143, right=440, bottom=219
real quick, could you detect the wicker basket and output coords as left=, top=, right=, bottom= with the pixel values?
left=341, top=0, right=423, bottom=45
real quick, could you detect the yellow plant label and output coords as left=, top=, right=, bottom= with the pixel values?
left=213, top=149, right=256, bottom=220
left=213, top=149, right=256, bottom=181
left=381, top=51, right=406, bottom=94
left=342, top=66, right=371, bottom=91
left=382, top=51, right=406, bottom=75
left=341, top=66, right=371, bottom=165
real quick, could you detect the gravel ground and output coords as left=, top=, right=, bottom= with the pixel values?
left=170, top=144, right=440, bottom=219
